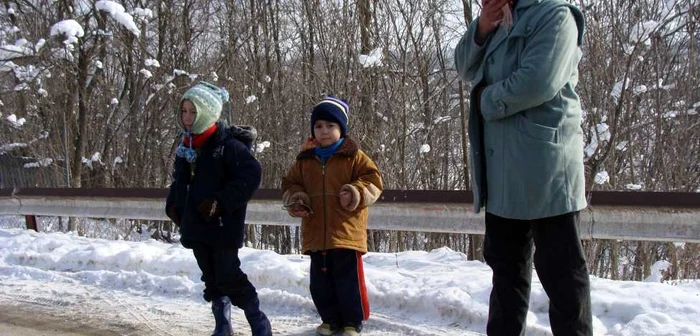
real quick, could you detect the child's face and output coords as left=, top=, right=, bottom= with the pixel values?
left=313, top=120, right=341, bottom=147
left=181, top=100, right=196, bottom=130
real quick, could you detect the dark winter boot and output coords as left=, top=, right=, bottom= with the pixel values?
left=243, top=297, right=272, bottom=336
left=211, top=296, right=234, bottom=336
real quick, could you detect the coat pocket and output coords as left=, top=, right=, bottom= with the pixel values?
left=502, top=120, right=564, bottom=217
left=333, top=207, right=363, bottom=239
left=517, top=114, right=558, bottom=143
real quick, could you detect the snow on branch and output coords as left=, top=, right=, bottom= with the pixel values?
left=49, top=19, right=84, bottom=45
left=359, top=48, right=384, bottom=68
left=96, top=1, right=141, bottom=36
left=24, top=158, right=53, bottom=169
left=0, top=142, right=27, bottom=154
left=0, top=44, right=34, bottom=61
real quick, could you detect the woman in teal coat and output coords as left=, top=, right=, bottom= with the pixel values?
left=455, top=0, right=592, bottom=334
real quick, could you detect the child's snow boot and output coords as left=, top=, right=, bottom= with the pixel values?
left=341, top=323, right=362, bottom=336
left=315, top=322, right=341, bottom=335
left=211, top=296, right=234, bottom=336
left=243, top=297, right=272, bottom=336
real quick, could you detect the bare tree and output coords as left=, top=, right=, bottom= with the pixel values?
left=0, top=0, right=696, bottom=279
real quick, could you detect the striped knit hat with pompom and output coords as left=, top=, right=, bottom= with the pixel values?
left=310, top=96, right=349, bottom=138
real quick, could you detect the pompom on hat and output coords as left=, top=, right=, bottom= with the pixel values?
left=310, top=96, right=350, bottom=138
left=178, top=82, right=229, bottom=134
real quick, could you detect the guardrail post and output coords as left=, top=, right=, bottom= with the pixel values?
left=25, top=215, right=38, bottom=232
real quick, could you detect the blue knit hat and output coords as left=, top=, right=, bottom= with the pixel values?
left=310, top=96, right=349, bottom=138
left=179, top=82, right=229, bottom=134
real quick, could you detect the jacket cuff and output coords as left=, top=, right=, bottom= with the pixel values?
left=471, top=18, right=493, bottom=47
left=360, top=183, right=382, bottom=207
left=480, top=84, right=508, bottom=121
left=341, top=184, right=361, bottom=211
left=283, top=190, right=310, bottom=206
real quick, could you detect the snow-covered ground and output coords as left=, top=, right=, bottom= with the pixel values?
left=0, top=224, right=699, bottom=335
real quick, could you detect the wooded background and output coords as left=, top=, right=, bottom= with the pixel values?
left=0, top=0, right=698, bottom=281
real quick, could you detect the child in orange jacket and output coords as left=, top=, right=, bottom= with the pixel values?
left=281, top=96, right=383, bottom=336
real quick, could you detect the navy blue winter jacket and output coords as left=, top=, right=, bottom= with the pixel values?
left=166, top=122, right=261, bottom=249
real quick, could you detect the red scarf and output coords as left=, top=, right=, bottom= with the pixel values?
left=184, top=124, right=218, bottom=148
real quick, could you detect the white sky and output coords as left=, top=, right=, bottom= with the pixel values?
left=0, top=224, right=698, bottom=336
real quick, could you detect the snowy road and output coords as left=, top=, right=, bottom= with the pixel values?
left=0, top=276, right=482, bottom=336
left=3, top=228, right=699, bottom=336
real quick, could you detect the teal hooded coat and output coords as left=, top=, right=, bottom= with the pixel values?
left=454, top=0, right=587, bottom=219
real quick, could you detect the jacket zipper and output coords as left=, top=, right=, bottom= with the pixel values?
left=322, top=161, right=327, bottom=248
left=184, top=161, right=194, bottom=227
left=321, top=160, right=328, bottom=273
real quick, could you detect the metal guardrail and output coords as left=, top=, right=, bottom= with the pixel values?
left=0, top=188, right=699, bottom=242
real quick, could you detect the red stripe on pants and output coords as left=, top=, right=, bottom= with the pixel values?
left=356, top=251, right=370, bottom=320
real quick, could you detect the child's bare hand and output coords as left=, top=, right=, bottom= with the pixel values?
left=288, top=200, right=311, bottom=217
left=339, top=190, right=352, bottom=209
left=290, top=207, right=309, bottom=218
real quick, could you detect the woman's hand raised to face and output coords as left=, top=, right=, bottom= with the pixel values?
left=476, top=0, right=513, bottom=40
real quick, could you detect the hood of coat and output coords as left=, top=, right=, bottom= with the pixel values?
left=296, top=136, right=359, bottom=160
left=515, top=0, right=585, bottom=46
left=227, top=124, right=257, bottom=150
left=204, top=122, right=257, bottom=150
